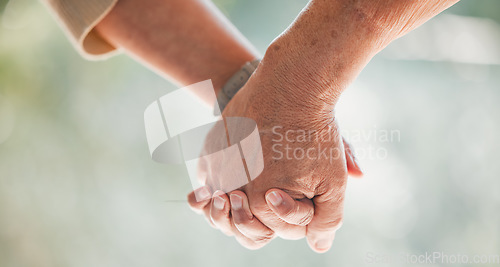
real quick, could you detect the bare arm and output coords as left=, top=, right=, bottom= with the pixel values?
left=260, top=0, right=460, bottom=112
left=94, top=0, right=259, bottom=102
left=189, top=0, right=461, bottom=253
left=94, top=0, right=304, bottom=250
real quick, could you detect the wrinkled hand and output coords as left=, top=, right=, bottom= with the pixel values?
left=187, top=57, right=362, bottom=252
left=188, top=137, right=361, bottom=251
left=186, top=0, right=459, bottom=253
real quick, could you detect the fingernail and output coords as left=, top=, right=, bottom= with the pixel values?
left=266, top=191, right=282, bottom=206
left=197, top=187, right=211, bottom=201
left=230, top=194, right=243, bottom=210
left=213, top=195, right=225, bottom=210
left=315, top=239, right=332, bottom=251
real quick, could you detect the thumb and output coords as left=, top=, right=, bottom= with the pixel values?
left=306, top=189, right=345, bottom=253
left=265, top=189, right=314, bottom=226
left=343, top=138, right=363, bottom=178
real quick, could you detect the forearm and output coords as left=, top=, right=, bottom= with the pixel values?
left=259, top=0, right=459, bottom=108
left=95, top=0, right=258, bottom=101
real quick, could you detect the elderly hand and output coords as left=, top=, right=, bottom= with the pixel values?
left=188, top=0, right=459, bottom=252
left=187, top=55, right=363, bottom=251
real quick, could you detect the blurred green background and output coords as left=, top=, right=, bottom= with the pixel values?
left=1, top=0, right=499, bottom=266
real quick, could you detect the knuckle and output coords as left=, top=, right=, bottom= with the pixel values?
left=233, top=217, right=248, bottom=225
left=232, top=211, right=251, bottom=225
left=234, top=217, right=259, bottom=234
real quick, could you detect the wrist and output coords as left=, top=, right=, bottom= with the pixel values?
left=231, top=68, right=335, bottom=133
left=215, top=59, right=260, bottom=114
left=258, top=0, right=390, bottom=109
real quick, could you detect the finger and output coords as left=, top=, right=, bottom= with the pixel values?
left=210, top=191, right=234, bottom=236
left=229, top=191, right=275, bottom=245
left=306, top=189, right=346, bottom=253
left=187, top=186, right=216, bottom=228
left=245, top=188, right=307, bottom=240
left=265, top=189, right=314, bottom=226
left=343, top=138, right=363, bottom=178
left=196, top=157, right=209, bottom=185
left=230, top=219, right=274, bottom=250
left=187, top=186, right=212, bottom=214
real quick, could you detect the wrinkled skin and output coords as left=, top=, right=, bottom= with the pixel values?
left=188, top=0, right=460, bottom=252
left=188, top=62, right=363, bottom=252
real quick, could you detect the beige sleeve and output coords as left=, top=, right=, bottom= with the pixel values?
left=41, top=0, right=119, bottom=60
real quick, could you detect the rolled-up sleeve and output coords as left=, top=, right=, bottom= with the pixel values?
left=41, top=0, right=119, bottom=60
